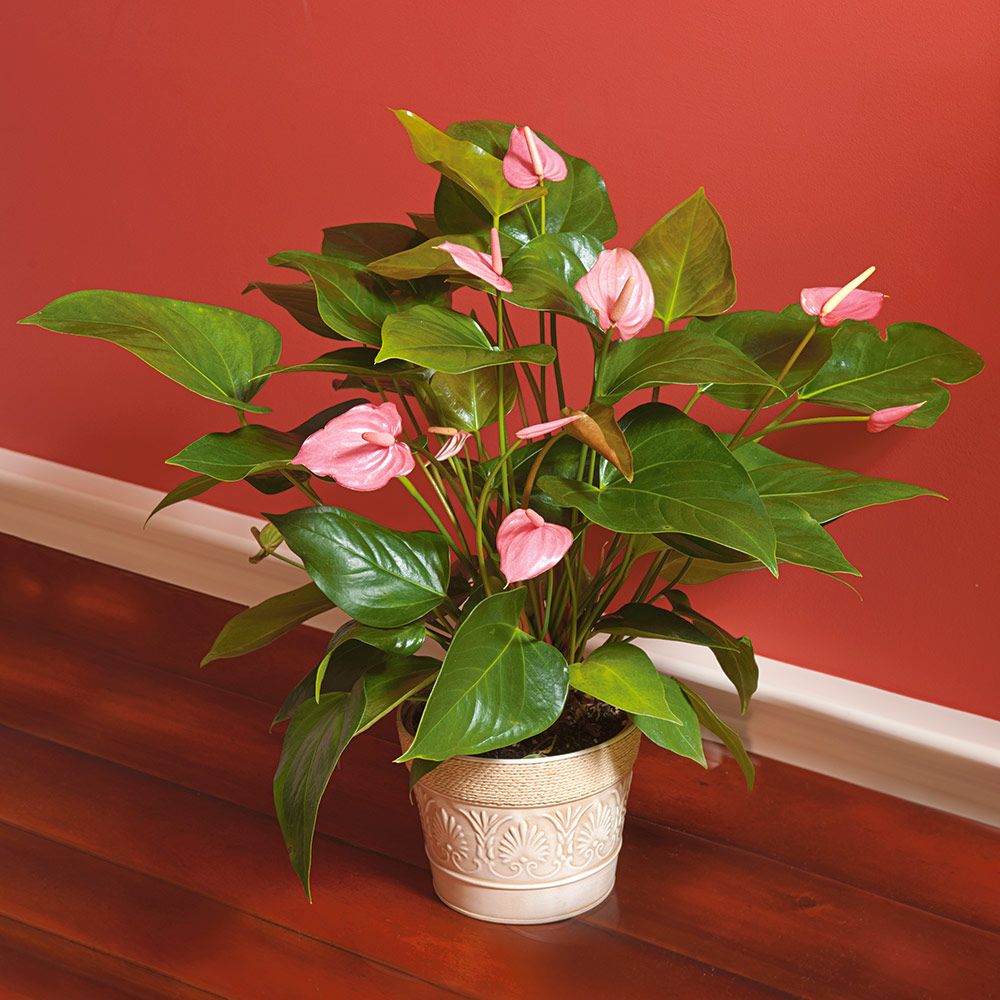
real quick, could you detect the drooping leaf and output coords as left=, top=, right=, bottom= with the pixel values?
left=415, top=367, right=516, bottom=431
left=570, top=643, right=679, bottom=720
left=270, top=506, right=450, bottom=628
left=597, top=329, right=779, bottom=403
left=679, top=682, right=755, bottom=789
left=687, top=306, right=835, bottom=409
left=632, top=188, right=737, bottom=325
left=243, top=281, right=332, bottom=337
left=315, top=620, right=427, bottom=699
left=146, top=474, right=218, bottom=523
left=595, top=603, right=736, bottom=648
left=392, top=110, right=542, bottom=219
left=539, top=403, right=777, bottom=571
left=503, top=232, right=602, bottom=326
left=167, top=425, right=300, bottom=481
left=398, top=590, right=569, bottom=761
left=377, top=304, right=554, bottom=373
left=798, top=321, right=984, bottom=425
left=260, top=347, right=421, bottom=380
left=631, top=675, right=706, bottom=766
left=432, top=119, right=616, bottom=244
left=354, top=654, right=438, bottom=732
left=320, top=222, right=422, bottom=263
left=563, top=403, right=634, bottom=480
left=20, top=291, right=281, bottom=412
left=201, top=582, right=332, bottom=666
left=267, top=250, right=397, bottom=345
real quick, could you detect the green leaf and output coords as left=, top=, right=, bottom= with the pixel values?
left=243, top=281, right=331, bottom=337
left=315, top=620, right=427, bottom=699
left=733, top=439, right=939, bottom=523
left=633, top=188, right=737, bottom=325
left=398, top=590, right=569, bottom=760
left=377, top=304, right=554, bottom=373
left=274, top=686, right=365, bottom=898
left=631, top=675, right=706, bottom=766
left=260, top=347, right=421, bottom=380
left=432, top=119, right=617, bottom=244
left=597, top=329, right=780, bottom=403
left=539, top=403, right=777, bottom=571
left=595, top=603, right=735, bottom=648
left=145, top=474, right=218, bottom=523
left=201, top=583, right=332, bottom=666
left=368, top=232, right=493, bottom=281
left=761, top=497, right=858, bottom=575
left=354, top=653, right=438, bottom=733
left=680, top=683, right=754, bottom=790
left=270, top=506, right=450, bottom=628
left=166, top=425, right=300, bottom=481
left=320, top=222, right=422, bottom=263
left=267, top=250, right=397, bottom=345
left=503, top=233, right=602, bottom=326
left=392, top=110, right=542, bottom=219
left=414, top=367, right=516, bottom=432
left=688, top=306, right=835, bottom=409
left=570, top=643, right=679, bottom=720
left=797, top=321, right=984, bottom=426
left=20, top=291, right=280, bottom=412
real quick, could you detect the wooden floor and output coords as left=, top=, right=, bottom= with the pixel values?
left=0, top=534, right=998, bottom=999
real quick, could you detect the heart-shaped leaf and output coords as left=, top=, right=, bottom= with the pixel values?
left=393, top=110, right=542, bottom=219
left=398, top=589, right=569, bottom=760
left=377, top=304, right=554, bottom=373
left=315, top=620, right=428, bottom=699
left=597, top=329, right=779, bottom=403
left=798, top=321, right=984, bottom=425
left=320, top=222, right=422, bottom=263
left=20, top=291, right=281, bottom=412
left=368, top=232, right=496, bottom=281
left=571, top=643, right=679, bottom=720
left=269, top=506, right=450, bottom=628
left=167, top=425, right=300, bottom=481
left=633, top=188, right=737, bottom=325
left=503, top=233, right=602, bottom=326
left=563, top=403, right=634, bottom=480
left=539, top=403, right=777, bottom=571
left=631, top=675, right=706, bottom=766
left=414, top=367, right=516, bottom=431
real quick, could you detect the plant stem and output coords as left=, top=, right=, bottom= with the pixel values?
left=281, top=469, right=323, bottom=505
left=550, top=315, right=567, bottom=411
left=269, top=550, right=306, bottom=571
left=747, top=414, right=868, bottom=441
left=683, top=387, right=704, bottom=414
left=494, top=289, right=512, bottom=512
left=520, top=434, right=562, bottom=507
left=399, top=476, right=463, bottom=559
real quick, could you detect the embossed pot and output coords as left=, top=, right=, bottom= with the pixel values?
left=397, top=706, right=642, bottom=924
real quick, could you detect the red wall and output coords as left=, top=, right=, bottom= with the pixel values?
left=4, top=1, right=998, bottom=717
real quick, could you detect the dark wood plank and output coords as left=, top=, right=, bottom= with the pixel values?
left=3, top=624, right=997, bottom=998
left=0, top=727, right=776, bottom=1000
left=0, top=823, right=456, bottom=1000
left=0, top=914, right=218, bottom=1000
left=4, top=531, right=998, bottom=934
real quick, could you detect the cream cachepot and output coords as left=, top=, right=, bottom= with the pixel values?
left=398, top=708, right=642, bottom=924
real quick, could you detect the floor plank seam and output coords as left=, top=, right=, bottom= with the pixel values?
left=0, top=817, right=475, bottom=1000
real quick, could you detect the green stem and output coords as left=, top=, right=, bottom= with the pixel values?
left=269, top=550, right=306, bottom=571
left=541, top=569, right=554, bottom=640
left=474, top=440, right=521, bottom=594
left=503, top=311, right=546, bottom=419
left=550, top=315, right=567, bottom=411
left=494, top=291, right=511, bottom=511
left=747, top=414, right=868, bottom=441
left=520, top=434, right=562, bottom=507
left=281, top=469, right=323, bottom=505
left=399, top=476, right=463, bottom=559
left=662, top=556, right=694, bottom=592
left=540, top=192, right=547, bottom=234
left=683, top=387, right=705, bottom=414
left=392, top=378, right=421, bottom=435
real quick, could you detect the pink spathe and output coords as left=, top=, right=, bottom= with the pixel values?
left=431, top=428, right=471, bottom=461
left=801, top=286, right=885, bottom=327
left=436, top=230, right=512, bottom=293
left=502, top=126, right=568, bottom=189
left=293, top=401, right=414, bottom=491
left=516, top=413, right=583, bottom=440
left=575, top=249, right=655, bottom=340
left=867, top=401, right=926, bottom=433
left=497, top=508, right=573, bottom=584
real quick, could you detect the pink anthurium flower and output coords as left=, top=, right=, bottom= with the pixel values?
left=867, top=401, right=925, bottom=433
left=428, top=426, right=471, bottom=461
left=293, top=401, right=414, bottom=492
left=497, top=508, right=573, bottom=584
left=436, top=227, right=512, bottom=293
left=574, top=248, right=655, bottom=340
left=515, top=413, right=583, bottom=440
left=502, top=126, right=568, bottom=189
left=801, top=265, right=885, bottom=328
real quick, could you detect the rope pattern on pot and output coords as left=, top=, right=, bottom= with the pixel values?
left=397, top=715, right=642, bottom=808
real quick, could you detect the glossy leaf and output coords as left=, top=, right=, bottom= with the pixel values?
left=570, top=643, right=679, bottom=720
left=398, top=590, right=569, bottom=761
left=167, top=425, right=299, bottom=481
left=145, top=474, right=218, bottom=523
left=680, top=682, right=755, bottom=790
left=631, top=675, right=706, bottom=766
left=798, top=321, right=984, bottom=425
left=377, top=304, right=554, bottom=373
left=595, top=603, right=735, bottom=648
left=315, top=620, right=427, bottom=699
left=563, top=403, right=633, bottom=480
left=202, top=582, right=332, bottom=666
left=761, top=497, right=858, bottom=575
left=539, top=403, right=777, bottom=571
left=633, top=188, right=737, bottom=324
left=597, top=329, right=779, bottom=403
left=415, top=367, right=516, bottom=431
left=261, top=347, right=420, bottom=380
left=368, top=232, right=499, bottom=282
left=320, top=222, right=422, bottom=263
left=270, top=506, right=450, bottom=628
left=688, top=306, right=834, bottom=409
left=268, top=250, right=397, bottom=345
left=243, top=281, right=332, bottom=337
left=433, top=119, right=616, bottom=244
left=393, top=110, right=542, bottom=219
left=20, top=291, right=280, bottom=412
left=503, top=233, right=602, bottom=326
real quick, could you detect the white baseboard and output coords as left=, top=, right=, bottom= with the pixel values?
left=2, top=446, right=998, bottom=827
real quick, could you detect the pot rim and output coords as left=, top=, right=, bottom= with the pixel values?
left=398, top=701, right=638, bottom=767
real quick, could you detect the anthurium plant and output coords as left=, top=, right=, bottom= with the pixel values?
left=21, top=111, right=983, bottom=898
